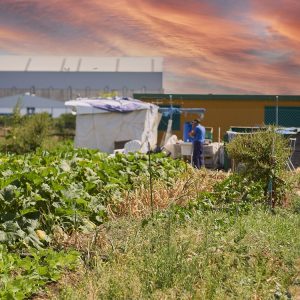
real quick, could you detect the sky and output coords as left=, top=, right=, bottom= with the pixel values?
left=0, top=0, right=300, bottom=94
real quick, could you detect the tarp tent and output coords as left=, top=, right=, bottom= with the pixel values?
left=65, top=97, right=160, bottom=153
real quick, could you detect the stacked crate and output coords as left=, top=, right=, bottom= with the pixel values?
left=204, top=142, right=223, bottom=169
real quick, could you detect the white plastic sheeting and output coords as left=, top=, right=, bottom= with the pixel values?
left=65, top=98, right=160, bottom=153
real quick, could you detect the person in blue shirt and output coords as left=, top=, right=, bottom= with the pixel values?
left=189, top=119, right=205, bottom=168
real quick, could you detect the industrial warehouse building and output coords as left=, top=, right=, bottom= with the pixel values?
left=134, top=93, right=300, bottom=141
left=0, top=56, right=163, bottom=100
left=0, top=94, right=71, bottom=117
left=1, top=55, right=299, bottom=139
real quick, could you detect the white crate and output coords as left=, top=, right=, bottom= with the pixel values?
left=204, top=143, right=222, bottom=155
left=180, top=143, right=193, bottom=156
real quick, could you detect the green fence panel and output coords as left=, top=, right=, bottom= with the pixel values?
left=158, top=105, right=181, bottom=131
left=265, top=106, right=300, bottom=127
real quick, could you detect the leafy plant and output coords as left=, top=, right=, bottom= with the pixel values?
left=0, top=146, right=186, bottom=249
left=226, top=127, right=290, bottom=207
left=0, top=245, right=79, bottom=299
left=213, top=174, right=265, bottom=212
left=153, top=174, right=266, bottom=224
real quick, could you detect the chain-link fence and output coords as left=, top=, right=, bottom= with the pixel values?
left=0, top=87, right=164, bottom=101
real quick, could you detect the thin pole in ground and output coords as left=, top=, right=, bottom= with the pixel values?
left=268, top=131, right=276, bottom=210
left=148, top=141, right=154, bottom=217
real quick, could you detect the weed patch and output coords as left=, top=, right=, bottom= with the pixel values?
left=57, top=209, right=300, bottom=300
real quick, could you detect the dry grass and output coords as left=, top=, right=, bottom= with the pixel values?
left=51, top=226, right=107, bottom=251
left=108, top=167, right=228, bottom=219
left=33, top=168, right=228, bottom=299
left=49, top=168, right=228, bottom=256
left=32, top=268, right=86, bottom=300
left=49, top=168, right=228, bottom=253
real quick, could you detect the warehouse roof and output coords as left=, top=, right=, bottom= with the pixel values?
left=0, top=56, right=163, bottom=72
left=0, top=94, right=65, bottom=108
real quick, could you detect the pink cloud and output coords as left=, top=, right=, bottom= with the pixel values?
left=0, top=0, right=300, bottom=94
left=253, top=0, right=300, bottom=42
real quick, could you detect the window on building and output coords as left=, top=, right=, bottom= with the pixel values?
left=26, top=107, right=35, bottom=115
left=30, top=86, right=36, bottom=95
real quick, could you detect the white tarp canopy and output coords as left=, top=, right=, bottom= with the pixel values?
left=65, top=97, right=161, bottom=153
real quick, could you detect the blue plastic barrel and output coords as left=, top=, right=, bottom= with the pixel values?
left=183, top=122, right=193, bottom=142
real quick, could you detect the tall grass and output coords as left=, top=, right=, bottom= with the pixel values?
left=55, top=207, right=300, bottom=299
left=108, top=168, right=228, bottom=219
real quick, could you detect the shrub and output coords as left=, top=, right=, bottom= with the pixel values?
left=226, top=127, right=290, bottom=207
left=4, top=113, right=51, bottom=153
left=0, top=101, right=22, bottom=127
left=0, top=115, right=13, bottom=127
left=53, top=113, right=76, bottom=137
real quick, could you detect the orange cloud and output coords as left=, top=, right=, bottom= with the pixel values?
left=252, top=1, right=300, bottom=43
left=0, top=0, right=300, bottom=94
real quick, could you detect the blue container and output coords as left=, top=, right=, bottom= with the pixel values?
left=183, top=122, right=194, bottom=142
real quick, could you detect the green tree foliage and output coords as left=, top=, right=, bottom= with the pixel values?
left=5, top=113, right=51, bottom=154
left=53, top=113, right=76, bottom=137
left=0, top=99, right=22, bottom=127
left=226, top=127, right=290, bottom=207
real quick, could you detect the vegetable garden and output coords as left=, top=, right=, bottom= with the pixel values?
left=0, top=145, right=187, bottom=298
left=0, top=126, right=300, bottom=299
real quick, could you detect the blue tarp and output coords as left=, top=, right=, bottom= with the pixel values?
left=159, top=107, right=206, bottom=117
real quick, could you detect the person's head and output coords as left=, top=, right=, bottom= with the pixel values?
left=193, top=118, right=201, bottom=125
